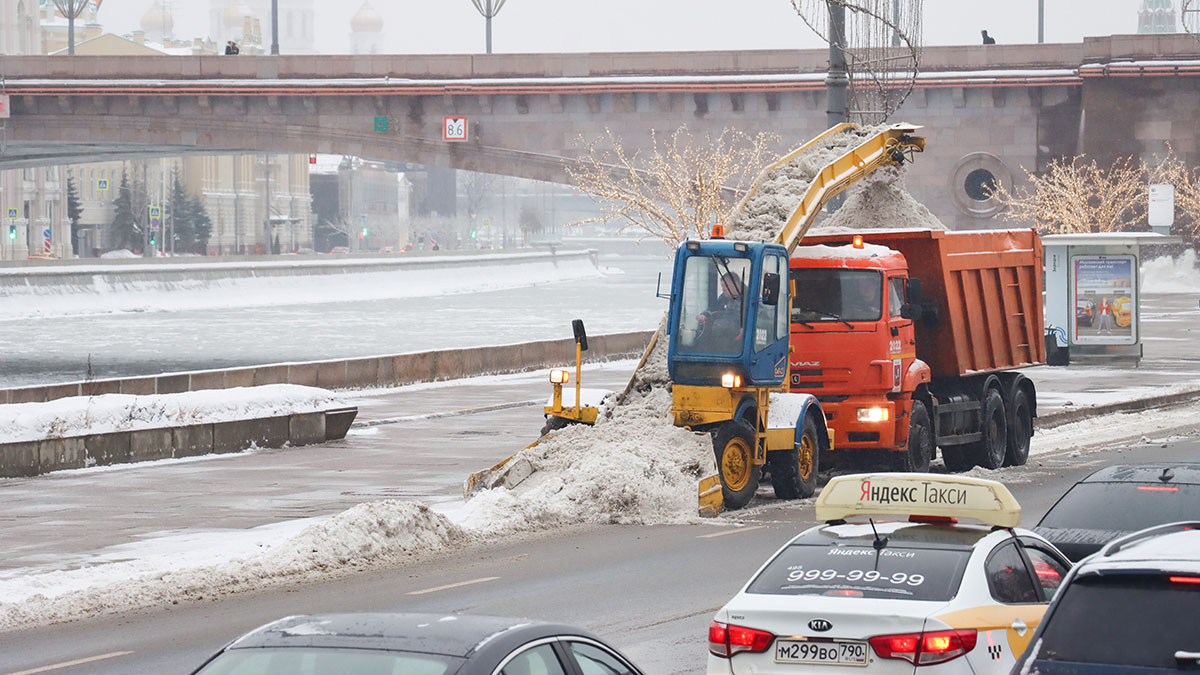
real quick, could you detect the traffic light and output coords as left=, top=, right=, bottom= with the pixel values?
left=7, top=225, right=15, bottom=241
left=150, top=233, right=157, bottom=246
left=360, top=227, right=368, bottom=238
left=470, top=230, right=477, bottom=239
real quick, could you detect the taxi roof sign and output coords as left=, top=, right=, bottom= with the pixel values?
left=815, top=473, right=1022, bottom=528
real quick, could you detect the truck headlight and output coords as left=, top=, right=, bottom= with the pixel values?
left=856, top=407, right=889, bottom=422
left=549, top=368, right=570, bottom=384
left=721, top=373, right=742, bottom=388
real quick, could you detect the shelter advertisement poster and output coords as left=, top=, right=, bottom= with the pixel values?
left=1072, top=255, right=1136, bottom=345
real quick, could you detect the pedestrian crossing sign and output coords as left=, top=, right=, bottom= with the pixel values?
left=5, top=208, right=17, bottom=220
left=97, top=179, right=109, bottom=191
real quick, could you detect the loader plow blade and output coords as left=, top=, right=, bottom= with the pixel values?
left=698, top=473, right=724, bottom=517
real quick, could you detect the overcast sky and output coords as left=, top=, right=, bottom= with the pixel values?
left=96, top=0, right=1143, bottom=55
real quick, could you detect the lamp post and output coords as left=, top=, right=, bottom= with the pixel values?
left=469, top=0, right=508, bottom=54
left=50, top=0, right=89, bottom=55
left=270, top=0, right=279, bottom=54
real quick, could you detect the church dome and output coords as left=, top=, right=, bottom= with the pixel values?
left=350, top=1, right=384, bottom=32
left=140, top=0, right=174, bottom=35
left=223, top=1, right=254, bottom=31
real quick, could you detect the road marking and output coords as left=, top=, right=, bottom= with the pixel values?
left=407, top=576, right=500, bottom=595
left=9, top=651, right=134, bottom=675
left=354, top=401, right=541, bottom=428
left=698, top=525, right=767, bottom=539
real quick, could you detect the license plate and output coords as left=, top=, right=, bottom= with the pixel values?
left=774, top=639, right=868, bottom=666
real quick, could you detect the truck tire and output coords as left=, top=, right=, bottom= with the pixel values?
left=769, top=415, right=820, bottom=500
left=969, top=388, right=1008, bottom=470
left=1004, top=388, right=1033, bottom=467
left=940, top=447, right=974, bottom=472
left=893, top=401, right=933, bottom=473
left=713, top=421, right=761, bottom=511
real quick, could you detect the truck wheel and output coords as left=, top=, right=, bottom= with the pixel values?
left=893, top=401, right=933, bottom=473
left=1004, top=388, right=1033, bottom=467
left=940, top=447, right=974, bottom=472
left=970, top=388, right=1008, bottom=470
left=713, top=421, right=761, bottom=511
left=768, top=415, right=820, bottom=500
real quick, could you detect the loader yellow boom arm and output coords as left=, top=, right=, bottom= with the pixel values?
left=735, top=122, right=926, bottom=255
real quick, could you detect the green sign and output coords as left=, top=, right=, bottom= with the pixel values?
left=373, top=116, right=389, bottom=132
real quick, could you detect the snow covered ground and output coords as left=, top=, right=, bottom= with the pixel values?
left=0, top=385, right=343, bottom=444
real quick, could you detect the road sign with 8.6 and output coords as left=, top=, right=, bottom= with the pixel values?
left=444, top=116, right=468, bottom=141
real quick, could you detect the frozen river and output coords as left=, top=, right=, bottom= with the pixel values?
left=9, top=240, right=672, bottom=388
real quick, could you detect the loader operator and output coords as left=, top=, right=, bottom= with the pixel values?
left=696, top=272, right=745, bottom=352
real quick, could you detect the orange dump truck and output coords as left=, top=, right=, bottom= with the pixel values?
left=788, top=228, right=1044, bottom=473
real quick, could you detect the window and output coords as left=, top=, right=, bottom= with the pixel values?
left=1023, top=547, right=1068, bottom=601
left=755, top=254, right=780, bottom=352
left=566, top=642, right=637, bottom=675
left=746, top=544, right=971, bottom=601
left=889, top=277, right=905, bottom=318
left=193, top=647, right=460, bottom=674
left=501, top=644, right=567, bottom=675
left=1038, top=482, right=1200, bottom=531
left=985, top=542, right=1038, bottom=604
left=792, top=269, right=882, bottom=323
left=1037, top=574, right=1200, bottom=668
left=678, top=255, right=751, bottom=355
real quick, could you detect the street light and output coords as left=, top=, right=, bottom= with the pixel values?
left=469, top=0, right=508, bottom=54
left=50, top=0, right=89, bottom=55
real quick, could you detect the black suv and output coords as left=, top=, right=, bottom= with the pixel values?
left=1034, top=463, right=1200, bottom=561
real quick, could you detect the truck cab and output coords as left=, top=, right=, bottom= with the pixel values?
left=788, top=240, right=924, bottom=454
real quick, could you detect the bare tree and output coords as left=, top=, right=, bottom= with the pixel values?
left=991, top=155, right=1144, bottom=234
left=566, top=126, right=779, bottom=247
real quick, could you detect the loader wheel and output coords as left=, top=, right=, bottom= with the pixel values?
left=769, top=415, right=820, bottom=500
left=892, top=401, right=933, bottom=473
left=713, top=421, right=761, bottom=511
left=969, top=388, right=1008, bottom=470
left=1004, top=389, right=1033, bottom=467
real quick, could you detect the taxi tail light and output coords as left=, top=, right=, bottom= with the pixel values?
left=708, top=621, right=774, bottom=658
left=1169, top=576, right=1200, bottom=584
left=868, top=629, right=976, bottom=666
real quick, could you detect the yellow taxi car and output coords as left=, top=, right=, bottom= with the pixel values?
left=1112, top=297, right=1133, bottom=328
left=707, top=474, right=1070, bottom=674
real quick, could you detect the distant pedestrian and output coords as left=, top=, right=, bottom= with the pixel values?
left=981, top=30, right=996, bottom=45
left=231, top=41, right=240, bottom=54
left=224, top=41, right=235, bottom=54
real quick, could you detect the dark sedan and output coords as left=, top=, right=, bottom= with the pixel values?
left=190, top=613, right=645, bottom=675
left=1034, top=463, right=1200, bottom=561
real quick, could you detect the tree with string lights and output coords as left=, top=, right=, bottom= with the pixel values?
left=990, top=156, right=1146, bottom=235
left=566, top=126, right=779, bottom=247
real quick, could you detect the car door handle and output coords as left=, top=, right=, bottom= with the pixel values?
left=1010, top=618, right=1028, bottom=636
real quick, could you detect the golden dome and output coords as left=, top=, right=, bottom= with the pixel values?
left=350, top=1, right=384, bottom=33
left=223, top=2, right=253, bottom=31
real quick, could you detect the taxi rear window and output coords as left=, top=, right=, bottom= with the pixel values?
left=1038, top=482, right=1200, bottom=531
left=746, top=544, right=970, bottom=601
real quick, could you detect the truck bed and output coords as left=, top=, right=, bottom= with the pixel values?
left=801, top=229, right=1045, bottom=378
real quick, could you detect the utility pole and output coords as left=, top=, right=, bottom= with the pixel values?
left=826, top=0, right=849, bottom=128
left=270, top=0, right=280, bottom=54
left=469, top=0, right=508, bottom=54
left=1038, top=0, right=1045, bottom=43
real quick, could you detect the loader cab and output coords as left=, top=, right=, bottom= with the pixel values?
left=667, top=239, right=791, bottom=388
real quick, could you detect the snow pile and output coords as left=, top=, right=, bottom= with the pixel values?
left=99, top=249, right=139, bottom=259
left=0, top=385, right=342, bottom=443
left=1141, top=249, right=1200, bottom=294
left=460, top=326, right=714, bottom=532
left=728, top=126, right=883, bottom=241
left=813, top=165, right=947, bottom=232
left=0, top=501, right=471, bottom=629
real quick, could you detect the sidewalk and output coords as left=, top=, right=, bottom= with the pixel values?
left=1022, top=293, right=1200, bottom=426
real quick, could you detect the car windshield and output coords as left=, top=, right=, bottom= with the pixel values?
left=194, top=648, right=462, bottom=675
left=745, top=544, right=970, bottom=601
left=791, top=269, right=883, bottom=323
left=677, top=255, right=751, bottom=355
left=1038, top=482, right=1200, bottom=531
left=1036, top=574, right=1200, bottom=668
